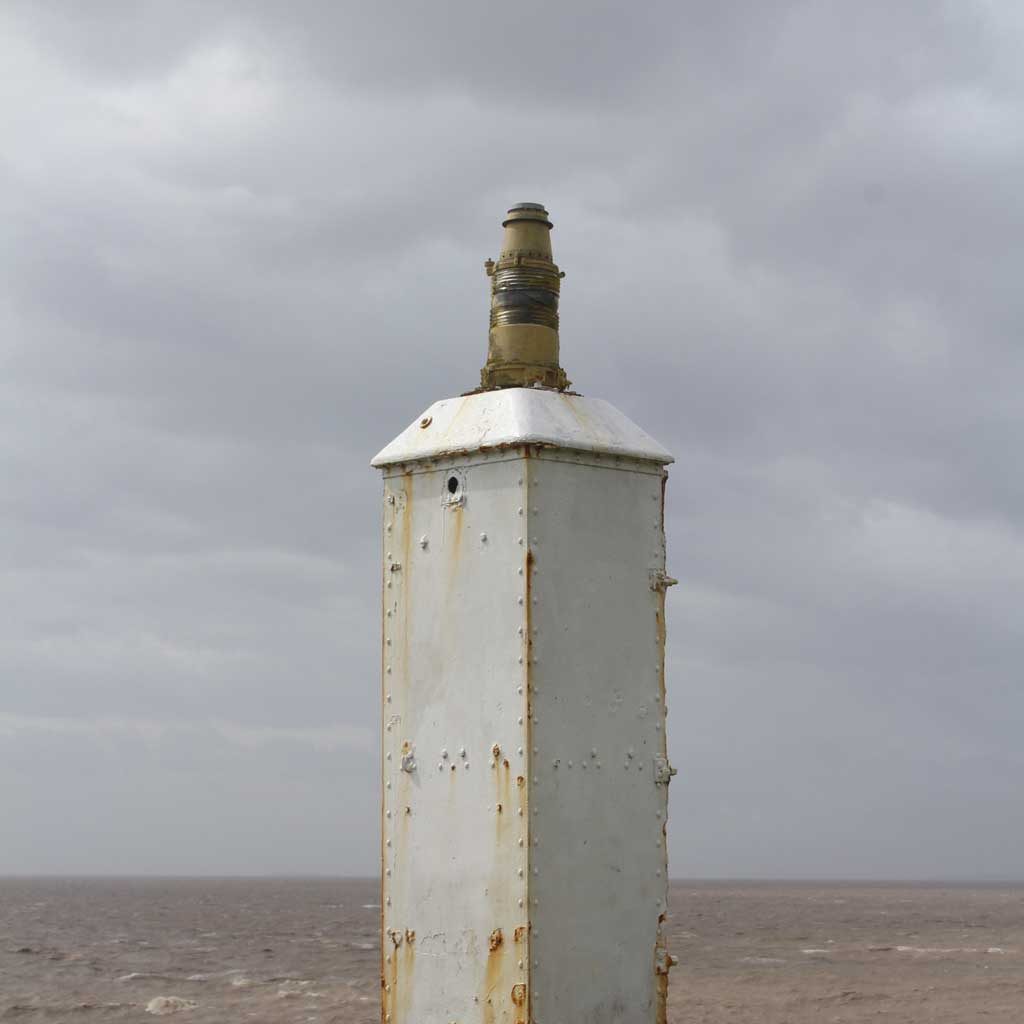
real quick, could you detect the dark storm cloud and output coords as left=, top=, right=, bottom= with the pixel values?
left=1, top=2, right=1021, bottom=877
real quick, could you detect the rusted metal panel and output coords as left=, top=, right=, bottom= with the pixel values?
left=527, top=450, right=672, bottom=1024
left=378, top=406, right=673, bottom=1024
left=381, top=453, right=531, bottom=1024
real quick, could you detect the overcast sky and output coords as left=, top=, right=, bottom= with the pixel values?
left=2, top=1, right=1022, bottom=879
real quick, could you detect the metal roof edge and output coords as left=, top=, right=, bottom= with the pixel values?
left=371, top=388, right=674, bottom=467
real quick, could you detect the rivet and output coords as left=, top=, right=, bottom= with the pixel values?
left=518, top=959, right=524, bottom=969
left=517, top=747, right=523, bottom=755
left=386, top=552, right=392, bottom=559
left=386, top=753, right=392, bottom=761
left=385, top=984, right=391, bottom=992
left=464, top=762, right=470, bottom=770
left=518, top=838, right=524, bottom=846
left=385, top=694, right=392, bottom=704
left=489, top=761, right=496, bottom=769
left=627, top=749, right=634, bottom=759
left=442, top=749, right=449, bottom=759
left=459, top=747, right=466, bottom=758
left=386, top=810, right=391, bottom=818
left=533, top=868, right=539, bottom=875
left=386, top=868, right=391, bottom=877
left=386, top=897, right=391, bottom=905
left=518, top=898, right=524, bottom=907
left=517, top=686, right=523, bottom=695
left=518, top=868, right=524, bottom=877
left=386, top=840, right=391, bottom=847
left=517, top=507, right=523, bottom=515
left=517, top=597, right=524, bottom=605
left=518, top=717, right=523, bottom=725
left=386, top=609, right=392, bottom=618
left=385, top=637, right=391, bottom=646
left=533, top=747, right=539, bottom=754
left=385, top=781, right=391, bottom=790
left=596, top=762, right=602, bottom=769
left=518, top=537, right=523, bottom=545
left=568, top=761, right=573, bottom=768
left=581, top=762, right=587, bottom=770
left=518, top=567, right=524, bottom=575
left=517, top=808, right=523, bottom=816
left=386, top=666, right=392, bottom=674
left=419, top=535, right=428, bottom=549
left=480, top=533, right=487, bottom=542
left=437, top=763, right=443, bottom=771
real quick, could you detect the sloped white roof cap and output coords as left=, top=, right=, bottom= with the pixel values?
left=372, top=387, right=673, bottom=467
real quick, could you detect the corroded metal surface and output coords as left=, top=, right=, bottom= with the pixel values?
left=527, top=450, right=672, bottom=1024
left=381, top=453, right=532, bottom=1023
left=378, top=444, right=674, bottom=1023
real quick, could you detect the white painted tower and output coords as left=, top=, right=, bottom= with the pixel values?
left=373, top=204, right=676, bottom=1024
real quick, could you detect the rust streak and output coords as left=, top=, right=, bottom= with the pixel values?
left=523, top=462, right=535, bottom=1024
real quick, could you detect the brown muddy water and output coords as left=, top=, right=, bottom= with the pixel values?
left=1, top=878, right=1022, bottom=1022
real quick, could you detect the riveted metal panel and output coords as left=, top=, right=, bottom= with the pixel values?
left=526, top=450, right=672, bottom=1024
left=381, top=453, right=532, bottom=1024
left=378, top=390, right=674, bottom=1024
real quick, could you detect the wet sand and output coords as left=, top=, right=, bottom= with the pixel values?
left=2, top=878, right=1021, bottom=1021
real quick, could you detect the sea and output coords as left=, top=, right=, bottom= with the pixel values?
left=1, top=878, right=1022, bottom=1022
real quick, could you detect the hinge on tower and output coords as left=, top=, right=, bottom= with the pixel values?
left=653, top=754, right=677, bottom=785
left=649, top=570, right=678, bottom=592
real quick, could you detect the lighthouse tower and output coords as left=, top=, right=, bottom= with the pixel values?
left=372, top=204, right=676, bottom=1024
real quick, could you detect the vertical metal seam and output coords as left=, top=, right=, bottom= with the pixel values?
left=522, top=450, right=533, bottom=1024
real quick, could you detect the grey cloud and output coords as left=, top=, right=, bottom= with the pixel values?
left=1, top=1, right=1022, bottom=877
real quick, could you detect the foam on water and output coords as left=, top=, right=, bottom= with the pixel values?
left=145, top=996, right=198, bottom=1015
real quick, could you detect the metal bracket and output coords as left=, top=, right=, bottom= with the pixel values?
left=653, top=754, right=677, bottom=785
left=649, top=570, right=678, bottom=592
left=654, top=948, right=679, bottom=975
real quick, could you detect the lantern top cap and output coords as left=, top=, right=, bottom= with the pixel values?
left=502, top=203, right=552, bottom=227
